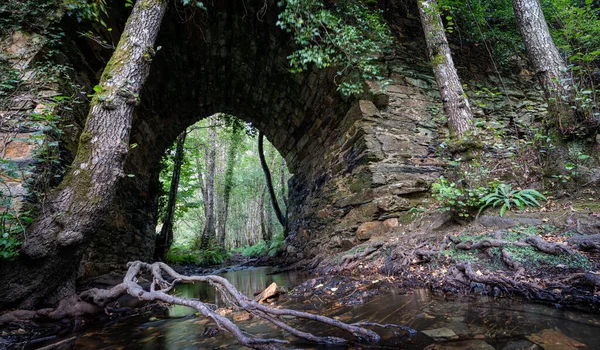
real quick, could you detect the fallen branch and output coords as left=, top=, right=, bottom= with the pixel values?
left=80, top=261, right=414, bottom=349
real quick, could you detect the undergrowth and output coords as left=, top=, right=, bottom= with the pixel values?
left=166, top=246, right=230, bottom=266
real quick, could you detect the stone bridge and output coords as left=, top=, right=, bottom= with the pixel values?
left=2, top=1, right=447, bottom=276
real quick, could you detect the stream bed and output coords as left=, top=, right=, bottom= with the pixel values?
left=72, top=267, right=600, bottom=349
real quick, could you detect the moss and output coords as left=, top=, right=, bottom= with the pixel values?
left=348, top=171, right=372, bottom=193
left=505, top=245, right=591, bottom=269
left=573, top=200, right=600, bottom=211
left=431, top=53, right=446, bottom=66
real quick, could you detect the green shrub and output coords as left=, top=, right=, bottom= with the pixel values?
left=165, top=246, right=229, bottom=266
left=0, top=210, right=25, bottom=260
left=431, top=176, right=489, bottom=218
left=241, top=234, right=285, bottom=258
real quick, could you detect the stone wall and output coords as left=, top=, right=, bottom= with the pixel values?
left=0, top=31, right=59, bottom=219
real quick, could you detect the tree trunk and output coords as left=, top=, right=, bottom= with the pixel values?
left=418, top=0, right=474, bottom=137
left=200, top=120, right=217, bottom=249
left=259, top=189, right=271, bottom=242
left=155, top=130, right=187, bottom=261
left=512, top=0, right=576, bottom=135
left=217, top=126, right=241, bottom=248
left=280, top=157, right=287, bottom=207
left=0, top=0, right=167, bottom=309
left=258, top=131, right=287, bottom=233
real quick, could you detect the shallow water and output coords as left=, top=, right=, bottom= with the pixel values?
left=73, top=267, right=600, bottom=349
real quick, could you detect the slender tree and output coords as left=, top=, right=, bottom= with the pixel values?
left=258, top=131, right=287, bottom=233
left=155, top=130, right=187, bottom=261
left=0, top=0, right=168, bottom=309
left=217, top=126, right=242, bottom=248
left=418, top=0, right=474, bottom=137
left=200, top=119, right=217, bottom=249
left=512, top=0, right=577, bottom=135
left=280, top=157, right=287, bottom=207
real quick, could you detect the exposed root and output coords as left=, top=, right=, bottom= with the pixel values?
left=523, top=235, right=574, bottom=255
left=568, top=234, right=600, bottom=252
left=80, top=261, right=414, bottom=349
left=500, top=249, right=525, bottom=277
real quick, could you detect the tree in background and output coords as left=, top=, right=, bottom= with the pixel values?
left=258, top=131, right=287, bottom=232
left=418, top=0, right=474, bottom=137
left=512, top=0, right=578, bottom=135
left=216, top=122, right=243, bottom=248
left=157, top=117, right=289, bottom=262
left=155, top=130, right=187, bottom=261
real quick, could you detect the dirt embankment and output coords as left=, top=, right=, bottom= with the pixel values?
left=286, top=205, right=600, bottom=310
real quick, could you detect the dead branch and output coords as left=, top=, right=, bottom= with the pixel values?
left=80, top=261, right=414, bottom=349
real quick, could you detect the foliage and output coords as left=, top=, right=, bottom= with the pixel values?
left=277, top=0, right=392, bottom=96
left=0, top=0, right=60, bottom=34
left=0, top=209, right=24, bottom=260
left=543, top=0, right=600, bottom=124
left=438, top=0, right=523, bottom=68
left=500, top=245, right=590, bottom=269
left=431, top=176, right=489, bottom=218
left=241, top=233, right=284, bottom=258
left=478, top=184, right=547, bottom=217
left=165, top=245, right=229, bottom=266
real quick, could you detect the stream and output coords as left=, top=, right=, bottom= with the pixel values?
left=72, top=267, right=600, bottom=349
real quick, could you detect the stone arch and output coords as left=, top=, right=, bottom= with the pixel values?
left=80, top=1, right=443, bottom=276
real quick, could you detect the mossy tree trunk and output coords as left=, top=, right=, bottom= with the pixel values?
left=155, top=130, right=187, bottom=261
left=0, top=0, right=167, bottom=309
left=512, top=0, right=577, bottom=135
left=418, top=0, right=474, bottom=137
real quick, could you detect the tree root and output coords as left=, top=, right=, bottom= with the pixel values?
left=80, top=261, right=414, bottom=349
left=500, top=249, right=525, bottom=277
left=568, top=234, right=600, bottom=252
left=449, top=233, right=574, bottom=256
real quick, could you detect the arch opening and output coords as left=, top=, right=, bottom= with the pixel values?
left=79, top=1, right=442, bottom=277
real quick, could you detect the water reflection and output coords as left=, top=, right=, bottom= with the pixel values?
left=74, top=268, right=600, bottom=349
left=169, top=267, right=311, bottom=317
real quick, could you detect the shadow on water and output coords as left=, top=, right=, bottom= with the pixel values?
left=74, top=267, right=600, bottom=349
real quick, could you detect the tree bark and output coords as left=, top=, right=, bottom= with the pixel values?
left=258, top=131, right=287, bottom=233
left=200, top=120, right=217, bottom=249
left=512, top=0, right=576, bottom=135
left=418, top=0, right=474, bottom=137
left=0, top=0, right=167, bottom=309
left=155, top=130, right=187, bottom=261
left=280, top=157, right=287, bottom=207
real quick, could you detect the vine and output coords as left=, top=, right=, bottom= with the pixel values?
left=276, top=0, right=392, bottom=96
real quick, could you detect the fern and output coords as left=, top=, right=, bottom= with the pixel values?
left=479, top=184, right=546, bottom=217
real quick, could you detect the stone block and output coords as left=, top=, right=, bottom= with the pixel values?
left=359, top=100, right=380, bottom=118
left=375, top=195, right=411, bottom=212
left=1, top=133, right=37, bottom=162
left=9, top=94, right=36, bottom=110
left=356, top=221, right=387, bottom=241
left=383, top=218, right=399, bottom=228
